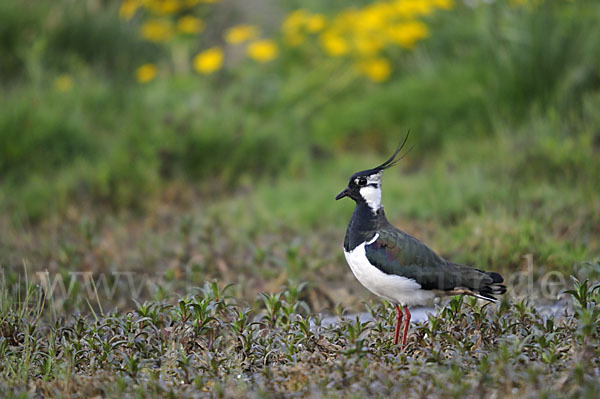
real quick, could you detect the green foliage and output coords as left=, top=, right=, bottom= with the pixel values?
left=45, top=2, right=159, bottom=76
left=1, top=0, right=600, bottom=220
left=0, top=1, right=154, bottom=84
left=0, top=1, right=49, bottom=81
left=1, top=276, right=599, bottom=397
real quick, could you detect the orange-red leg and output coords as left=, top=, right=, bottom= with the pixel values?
left=393, top=304, right=403, bottom=345
left=401, top=306, right=411, bottom=349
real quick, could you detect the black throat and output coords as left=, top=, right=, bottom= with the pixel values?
left=343, top=201, right=380, bottom=252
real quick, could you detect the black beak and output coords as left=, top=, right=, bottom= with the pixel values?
left=335, top=187, right=350, bottom=200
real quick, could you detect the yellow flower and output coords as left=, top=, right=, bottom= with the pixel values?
left=282, top=9, right=308, bottom=33
left=224, top=24, right=259, bottom=44
left=247, top=40, right=278, bottom=63
left=282, top=10, right=326, bottom=45
left=284, top=32, right=305, bottom=47
left=159, top=0, right=181, bottom=14
left=140, top=19, right=174, bottom=42
left=386, top=21, right=429, bottom=49
left=282, top=9, right=308, bottom=46
left=290, top=0, right=450, bottom=60
left=354, top=36, right=385, bottom=56
left=193, top=47, right=224, bottom=74
left=182, top=0, right=219, bottom=5
left=177, top=15, right=204, bottom=34
left=306, top=14, right=326, bottom=33
left=136, top=64, right=158, bottom=83
left=165, top=0, right=181, bottom=13
left=55, top=74, right=74, bottom=92
left=320, top=31, right=349, bottom=57
left=359, top=4, right=390, bottom=31
left=142, top=0, right=181, bottom=15
left=393, top=0, right=434, bottom=18
left=358, top=58, right=392, bottom=82
left=119, top=0, right=140, bottom=20
left=431, top=0, right=453, bottom=10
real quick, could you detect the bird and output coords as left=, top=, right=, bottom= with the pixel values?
left=335, top=133, right=506, bottom=349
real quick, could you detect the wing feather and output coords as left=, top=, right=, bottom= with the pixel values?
left=365, top=227, right=497, bottom=292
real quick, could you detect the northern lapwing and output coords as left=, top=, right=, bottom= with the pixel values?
left=336, top=134, right=506, bottom=349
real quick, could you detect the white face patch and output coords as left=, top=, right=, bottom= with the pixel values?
left=356, top=172, right=382, bottom=213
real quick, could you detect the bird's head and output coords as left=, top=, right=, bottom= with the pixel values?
left=335, top=133, right=412, bottom=212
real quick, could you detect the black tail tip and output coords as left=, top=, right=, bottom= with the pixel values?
left=480, top=271, right=507, bottom=298
left=488, top=272, right=504, bottom=284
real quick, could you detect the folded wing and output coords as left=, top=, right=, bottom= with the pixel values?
left=365, top=227, right=505, bottom=299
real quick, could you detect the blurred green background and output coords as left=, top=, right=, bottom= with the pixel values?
left=1, top=0, right=599, bottom=309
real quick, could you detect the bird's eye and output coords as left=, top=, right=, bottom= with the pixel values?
left=358, top=178, right=367, bottom=186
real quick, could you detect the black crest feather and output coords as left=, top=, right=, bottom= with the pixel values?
left=347, top=131, right=415, bottom=181
left=373, top=131, right=414, bottom=172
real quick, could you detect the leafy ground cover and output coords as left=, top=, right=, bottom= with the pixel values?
left=1, top=0, right=600, bottom=397
left=0, top=277, right=599, bottom=398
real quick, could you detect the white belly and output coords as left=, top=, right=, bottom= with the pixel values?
left=343, top=238, right=435, bottom=307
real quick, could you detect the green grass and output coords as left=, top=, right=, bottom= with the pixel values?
left=1, top=276, right=599, bottom=398
left=2, top=0, right=600, bottom=220
left=1, top=0, right=600, bottom=397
